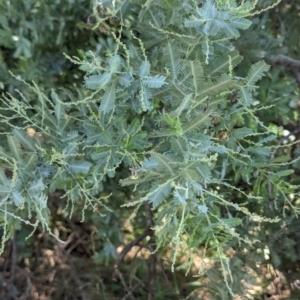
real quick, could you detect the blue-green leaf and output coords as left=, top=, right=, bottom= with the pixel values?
left=221, top=217, right=242, bottom=227
left=276, top=169, right=294, bottom=177
left=84, top=72, right=111, bottom=90
left=142, top=157, right=159, bottom=169
left=143, top=75, right=166, bottom=88
left=29, top=178, right=45, bottom=193
left=211, top=51, right=243, bottom=75
left=245, top=61, right=270, bottom=90
left=163, top=41, right=181, bottom=81
left=215, top=20, right=239, bottom=38
left=12, top=129, right=36, bottom=152
left=108, top=54, right=121, bottom=73
left=119, top=73, right=133, bottom=87
left=0, top=169, right=9, bottom=185
left=64, top=144, right=79, bottom=155
left=99, top=83, right=116, bottom=114
left=138, top=61, right=151, bottom=77
left=0, top=184, right=10, bottom=195
left=54, top=101, right=65, bottom=122
left=232, top=127, right=253, bottom=139
left=7, top=136, right=22, bottom=161
left=148, top=182, right=172, bottom=208
left=231, top=18, right=252, bottom=30
left=238, top=86, right=253, bottom=106
left=251, top=147, right=271, bottom=156
left=139, top=86, right=153, bottom=111
left=68, top=161, right=92, bottom=175
left=12, top=191, right=24, bottom=206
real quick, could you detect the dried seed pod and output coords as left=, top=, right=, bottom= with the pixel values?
left=216, top=130, right=229, bottom=141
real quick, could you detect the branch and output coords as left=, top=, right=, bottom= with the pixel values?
left=273, top=54, right=300, bottom=87
left=54, top=227, right=89, bottom=300
left=145, top=202, right=156, bottom=300
left=113, top=201, right=155, bottom=299
left=114, top=229, right=150, bottom=270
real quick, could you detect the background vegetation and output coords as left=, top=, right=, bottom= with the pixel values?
left=0, top=0, right=300, bottom=299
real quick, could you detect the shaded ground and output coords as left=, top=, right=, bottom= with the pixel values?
left=1, top=196, right=300, bottom=300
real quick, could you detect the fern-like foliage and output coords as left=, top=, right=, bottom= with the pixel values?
left=0, top=0, right=292, bottom=296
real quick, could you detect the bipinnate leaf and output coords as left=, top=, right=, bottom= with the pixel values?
left=148, top=182, right=172, bottom=208
left=85, top=72, right=111, bottom=90
left=108, top=54, right=121, bottom=73
left=238, top=86, right=253, bottom=106
left=68, top=161, right=92, bottom=175
left=12, top=129, right=36, bottom=152
left=12, top=190, right=24, bottom=206
left=29, top=178, right=45, bottom=193
left=139, top=61, right=151, bottom=78
left=231, top=127, right=253, bottom=139
left=143, top=75, right=166, bottom=88
left=99, top=83, right=116, bottom=114
left=119, top=73, right=133, bottom=87
left=245, top=61, right=270, bottom=90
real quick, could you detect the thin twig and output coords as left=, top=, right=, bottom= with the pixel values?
left=122, top=282, right=142, bottom=300
left=54, top=228, right=89, bottom=300
left=270, top=127, right=300, bottom=160
left=113, top=202, right=155, bottom=299
left=15, top=266, right=31, bottom=300
left=159, top=259, right=182, bottom=300
left=10, top=234, right=16, bottom=286
left=145, top=202, right=156, bottom=300
left=268, top=126, right=300, bottom=200
left=114, top=267, right=136, bottom=300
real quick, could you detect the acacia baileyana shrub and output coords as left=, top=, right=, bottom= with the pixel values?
left=0, top=0, right=295, bottom=295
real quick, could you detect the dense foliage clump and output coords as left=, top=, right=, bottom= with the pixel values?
left=1, top=0, right=300, bottom=299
